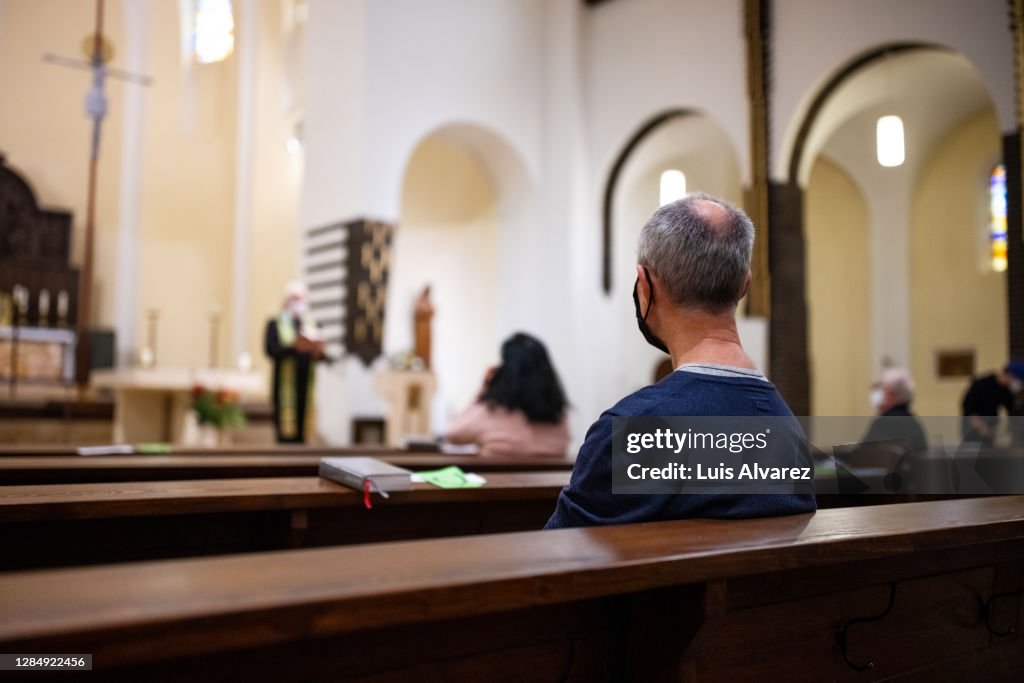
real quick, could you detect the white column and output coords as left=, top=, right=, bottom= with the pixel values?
left=113, top=0, right=151, bottom=367
left=231, top=0, right=258, bottom=364
left=868, top=174, right=912, bottom=372
left=300, top=0, right=371, bottom=445
left=541, top=0, right=592, bottom=449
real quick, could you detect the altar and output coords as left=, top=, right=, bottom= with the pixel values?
left=92, top=368, right=267, bottom=444
left=0, top=326, right=76, bottom=384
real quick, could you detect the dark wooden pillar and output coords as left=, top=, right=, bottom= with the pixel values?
left=743, top=0, right=772, bottom=317
left=1004, top=132, right=1024, bottom=358
left=768, top=182, right=810, bottom=415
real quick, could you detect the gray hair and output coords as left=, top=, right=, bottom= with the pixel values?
left=879, top=367, right=915, bottom=404
left=636, top=193, right=754, bottom=313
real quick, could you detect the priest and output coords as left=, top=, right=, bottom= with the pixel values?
left=264, top=281, right=325, bottom=443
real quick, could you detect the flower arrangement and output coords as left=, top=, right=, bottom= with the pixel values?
left=190, top=384, right=246, bottom=431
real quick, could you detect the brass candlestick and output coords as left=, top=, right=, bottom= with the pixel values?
left=56, top=290, right=69, bottom=328
left=140, top=309, right=159, bottom=368
left=38, top=289, right=50, bottom=327
left=12, top=285, right=28, bottom=326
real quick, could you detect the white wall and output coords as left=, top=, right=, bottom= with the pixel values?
left=585, top=0, right=750, bottom=188
left=361, top=0, right=546, bottom=219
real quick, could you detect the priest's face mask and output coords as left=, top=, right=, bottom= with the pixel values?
left=632, top=266, right=669, bottom=354
left=286, top=295, right=309, bottom=316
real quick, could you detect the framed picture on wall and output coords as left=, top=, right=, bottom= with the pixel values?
left=936, top=350, right=975, bottom=379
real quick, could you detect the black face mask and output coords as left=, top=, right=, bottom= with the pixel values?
left=633, top=267, right=669, bottom=354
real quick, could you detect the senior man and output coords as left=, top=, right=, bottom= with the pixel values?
left=546, top=194, right=816, bottom=529
left=861, top=367, right=928, bottom=452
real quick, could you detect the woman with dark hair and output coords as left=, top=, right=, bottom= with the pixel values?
left=446, top=332, right=570, bottom=458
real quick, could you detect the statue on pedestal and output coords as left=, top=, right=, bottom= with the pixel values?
left=414, top=285, right=434, bottom=370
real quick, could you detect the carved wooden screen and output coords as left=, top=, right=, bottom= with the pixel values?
left=0, top=155, right=79, bottom=328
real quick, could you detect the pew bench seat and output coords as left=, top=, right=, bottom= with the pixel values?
left=1, top=496, right=1022, bottom=681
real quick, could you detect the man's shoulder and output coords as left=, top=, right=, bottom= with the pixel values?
left=603, top=373, right=686, bottom=418
left=604, top=371, right=735, bottom=417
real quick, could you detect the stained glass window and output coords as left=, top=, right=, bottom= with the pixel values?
left=990, top=164, right=1008, bottom=273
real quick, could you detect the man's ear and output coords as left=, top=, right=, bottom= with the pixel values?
left=739, top=270, right=752, bottom=300
left=635, top=263, right=650, bottom=305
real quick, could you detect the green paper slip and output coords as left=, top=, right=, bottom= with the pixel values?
left=136, top=443, right=173, bottom=454
left=415, top=466, right=485, bottom=489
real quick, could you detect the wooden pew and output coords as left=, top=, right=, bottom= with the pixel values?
left=0, top=472, right=569, bottom=571
left=0, top=453, right=574, bottom=485
left=0, top=469, right=934, bottom=572
left=0, top=443, right=411, bottom=456
left=0, top=454, right=892, bottom=488
left=0, top=496, right=1022, bottom=681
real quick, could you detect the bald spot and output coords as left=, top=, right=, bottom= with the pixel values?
left=692, top=198, right=732, bottom=234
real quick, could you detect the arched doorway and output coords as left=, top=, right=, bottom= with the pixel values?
left=387, top=122, right=532, bottom=430
left=793, top=46, right=1006, bottom=418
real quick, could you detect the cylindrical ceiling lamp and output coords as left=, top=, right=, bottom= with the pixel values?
left=876, top=115, right=905, bottom=168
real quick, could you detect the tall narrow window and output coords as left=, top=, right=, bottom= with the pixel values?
left=990, top=164, right=1008, bottom=273
left=876, top=115, right=905, bottom=168
left=659, top=170, right=686, bottom=206
left=193, top=0, right=235, bottom=64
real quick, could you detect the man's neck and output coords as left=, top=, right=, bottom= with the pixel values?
left=661, top=308, right=757, bottom=370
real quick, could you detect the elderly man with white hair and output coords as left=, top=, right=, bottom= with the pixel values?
left=264, top=280, right=326, bottom=443
left=861, top=367, right=928, bottom=453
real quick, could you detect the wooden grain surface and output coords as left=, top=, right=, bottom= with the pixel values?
left=0, top=471, right=571, bottom=522
left=0, top=453, right=575, bottom=484
left=1, top=495, right=1023, bottom=662
left=0, top=444, right=384, bottom=456
left=0, top=443, right=569, bottom=459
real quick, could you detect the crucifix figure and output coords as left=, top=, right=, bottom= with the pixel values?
left=42, top=0, right=152, bottom=392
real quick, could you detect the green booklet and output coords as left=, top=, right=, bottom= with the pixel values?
left=136, top=443, right=173, bottom=454
left=413, top=466, right=486, bottom=489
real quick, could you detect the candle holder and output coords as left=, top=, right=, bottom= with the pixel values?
left=143, top=309, right=159, bottom=368
left=56, top=290, right=69, bottom=328
left=38, top=289, right=50, bottom=327
left=12, top=285, right=29, bottom=326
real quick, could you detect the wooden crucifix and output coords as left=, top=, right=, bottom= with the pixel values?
left=42, top=0, right=152, bottom=392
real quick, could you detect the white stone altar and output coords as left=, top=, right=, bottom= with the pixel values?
left=91, top=367, right=267, bottom=443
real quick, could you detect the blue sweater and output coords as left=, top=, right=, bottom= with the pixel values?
left=545, top=369, right=817, bottom=529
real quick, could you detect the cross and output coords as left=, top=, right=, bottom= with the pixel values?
left=42, top=0, right=152, bottom=392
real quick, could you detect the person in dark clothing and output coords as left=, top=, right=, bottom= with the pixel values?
left=861, top=367, right=927, bottom=453
left=961, top=360, right=1024, bottom=446
left=545, top=194, right=816, bottom=529
left=264, top=281, right=326, bottom=444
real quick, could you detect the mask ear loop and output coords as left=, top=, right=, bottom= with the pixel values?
left=642, top=267, right=656, bottom=321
